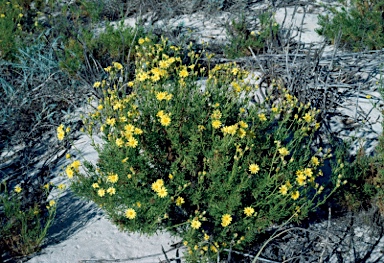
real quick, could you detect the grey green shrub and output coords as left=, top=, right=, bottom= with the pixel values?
left=317, top=0, right=384, bottom=51
left=65, top=39, right=342, bottom=262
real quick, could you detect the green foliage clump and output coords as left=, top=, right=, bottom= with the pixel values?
left=316, top=0, right=384, bottom=51
left=334, top=140, right=384, bottom=213
left=65, top=38, right=342, bottom=262
left=225, top=12, right=279, bottom=58
left=0, top=0, right=58, bottom=60
left=59, top=21, right=146, bottom=77
left=0, top=182, right=56, bottom=258
left=0, top=0, right=28, bottom=60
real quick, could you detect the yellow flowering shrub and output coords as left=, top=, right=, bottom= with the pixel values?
left=70, top=38, right=341, bottom=262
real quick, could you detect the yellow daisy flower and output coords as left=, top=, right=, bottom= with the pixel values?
left=14, top=185, right=22, bottom=193
left=160, top=115, right=171, bottom=126
left=125, top=208, right=136, bottom=219
left=249, top=164, right=260, bottom=174
left=191, top=218, right=201, bottom=229
left=238, top=128, right=246, bottom=138
left=311, top=156, right=320, bottom=166
left=93, top=81, right=101, bottom=88
left=179, top=69, right=189, bottom=78
left=278, top=147, right=290, bottom=156
left=211, top=110, right=222, bottom=119
left=176, top=196, right=185, bottom=206
left=49, top=200, right=56, bottom=207
left=97, top=189, right=105, bottom=197
left=303, top=168, right=313, bottom=177
left=157, top=187, right=168, bottom=198
left=116, top=138, right=124, bottom=147
left=138, top=38, right=145, bottom=45
left=71, top=160, right=81, bottom=171
left=243, top=207, right=255, bottom=217
left=279, top=185, right=288, bottom=195
left=221, top=214, right=232, bottom=227
left=291, top=191, right=300, bottom=200
left=151, top=179, right=164, bottom=192
left=156, top=91, right=168, bottom=101
left=302, top=112, right=312, bottom=123
left=238, top=120, right=248, bottom=128
left=107, top=173, right=119, bottom=183
left=258, top=113, right=267, bottom=122
left=65, top=166, right=74, bottom=179
left=212, top=120, right=222, bottom=129
left=126, top=137, right=138, bottom=148
left=296, top=173, right=306, bottom=186
left=107, top=187, right=116, bottom=195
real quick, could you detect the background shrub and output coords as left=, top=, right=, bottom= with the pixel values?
left=316, top=0, right=384, bottom=51
left=225, top=12, right=280, bottom=58
left=0, top=181, right=56, bottom=258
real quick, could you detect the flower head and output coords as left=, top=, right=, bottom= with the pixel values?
left=107, top=173, right=119, bottom=183
left=126, top=137, right=138, bottom=148
left=296, top=170, right=306, bottom=186
left=157, top=187, right=168, bottom=198
left=156, top=91, right=168, bottom=101
left=71, top=160, right=81, bottom=171
left=57, top=124, right=65, bottom=141
left=107, top=187, right=116, bottom=195
left=238, top=121, right=248, bottom=128
left=238, top=128, right=246, bottom=138
left=191, top=218, right=201, bottom=229
left=303, top=168, right=313, bottom=177
left=106, top=118, right=116, bottom=127
left=49, top=200, right=56, bottom=207
left=112, top=62, right=123, bottom=70
left=152, top=179, right=164, bottom=192
left=291, top=191, right=300, bottom=200
left=221, top=124, right=238, bottom=135
left=93, top=81, right=101, bottom=88
left=249, top=164, right=260, bottom=174
left=176, top=196, right=185, bottom=206
left=302, top=112, right=312, bottom=123
left=14, top=185, right=22, bottom=193
left=159, top=114, right=171, bottom=126
left=125, top=208, right=136, bottom=219
left=211, top=110, right=222, bottom=120
left=65, top=166, right=74, bottom=178
left=212, top=120, right=222, bottom=129
left=279, top=185, right=288, bottom=195
left=97, top=189, right=105, bottom=197
left=179, top=69, right=189, bottom=78
left=221, top=214, right=232, bottom=227
left=278, top=147, right=290, bottom=157
left=258, top=113, right=267, bottom=122
left=244, top=207, right=255, bottom=217
left=311, top=156, right=320, bottom=167
left=116, top=138, right=124, bottom=147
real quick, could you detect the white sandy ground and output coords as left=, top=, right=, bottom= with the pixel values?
left=26, top=2, right=384, bottom=263
left=28, top=216, right=180, bottom=263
